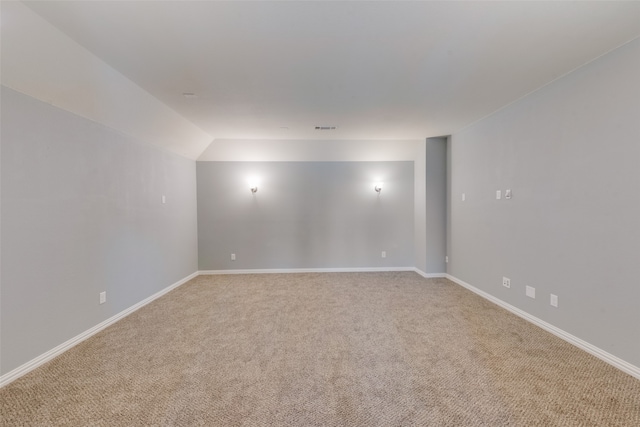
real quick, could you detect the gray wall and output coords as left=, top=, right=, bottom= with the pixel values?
left=448, top=38, right=640, bottom=367
left=1, top=87, right=198, bottom=375
left=446, top=136, right=452, bottom=272
left=197, top=161, right=414, bottom=270
left=424, top=137, right=447, bottom=273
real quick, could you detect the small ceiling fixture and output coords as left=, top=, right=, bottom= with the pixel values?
left=182, top=92, right=198, bottom=99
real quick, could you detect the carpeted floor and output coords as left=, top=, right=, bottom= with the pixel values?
left=1, top=272, right=639, bottom=426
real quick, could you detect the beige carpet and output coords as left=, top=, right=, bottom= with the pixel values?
left=1, top=272, right=639, bottom=426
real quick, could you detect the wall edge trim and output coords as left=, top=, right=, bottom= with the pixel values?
left=0, top=271, right=199, bottom=388
left=444, top=274, right=640, bottom=381
left=413, top=268, right=446, bottom=279
left=198, top=267, right=418, bottom=275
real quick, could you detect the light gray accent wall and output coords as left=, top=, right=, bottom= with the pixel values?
left=413, top=142, right=427, bottom=273
left=446, top=136, right=452, bottom=273
left=197, top=161, right=414, bottom=270
left=0, top=87, right=198, bottom=374
left=448, top=38, right=640, bottom=367
left=424, top=137, right=447, bottom=273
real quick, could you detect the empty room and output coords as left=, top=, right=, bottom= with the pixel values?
left=1, top=1, right=639, bottom=425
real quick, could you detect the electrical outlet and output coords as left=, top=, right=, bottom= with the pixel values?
left=381, top=251, right=386, bottom=258
left=462, top=193, right=466, bottom=202
left=231, top=253, right=236, bottom=261
left=505, top=189, right=512, bottom=199
left=526, top=286, right=536, bottom=299
left=445, top=256, right=449, bottom=263
left=502, top=277, right=510, bottom=288
left=99, top=291, right=106, bottom=304
left=161, top=195, right=166, bottom=204
left=550, top=294, right=558, bottom=308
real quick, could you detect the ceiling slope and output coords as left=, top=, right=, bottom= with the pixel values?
left=11, top=1, right=640, bottom=153
left=1, top=1, right=212, bottom=159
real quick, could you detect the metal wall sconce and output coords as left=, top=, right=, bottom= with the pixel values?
left=248, top=177, right=259, bottom=194
left=374, top=182, right=383, bottom=193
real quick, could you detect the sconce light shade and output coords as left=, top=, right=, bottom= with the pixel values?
left=374, top=182, right=383, bottom=193
left=250, top=186, right=258, bottom=194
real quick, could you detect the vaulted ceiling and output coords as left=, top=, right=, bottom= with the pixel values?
left=13, top=1, right=640, bottom=151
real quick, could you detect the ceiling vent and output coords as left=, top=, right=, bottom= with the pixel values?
left=315, top=126, right=338, bottom=130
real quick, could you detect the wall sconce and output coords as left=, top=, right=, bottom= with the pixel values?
left=374, top=182, right=383, bottom=193
left=248, top=177, right=259, bottom=194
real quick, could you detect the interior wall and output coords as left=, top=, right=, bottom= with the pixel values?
left=446, top=136, right=452, bottom=272
left=199, top=139, right=424, bottom=162
left=448, top=38, right=640, bottom=367
left=413, top=142, right=427, bottom=273
left=197, top=161, right=414, bottom=270
left=424, top=137, right=447, bottom=273
left=0, top=87, right=199, bottom=375
left=199, top=138, right=442, bottom=273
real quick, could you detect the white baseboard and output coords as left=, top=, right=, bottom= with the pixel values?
left=199, top=267, right=417, bottom=275
left=445, top=274, right=640, bottom=381
left=0, top=271, right=199, bottom=388
left=413, top=268, right=446, bottom=279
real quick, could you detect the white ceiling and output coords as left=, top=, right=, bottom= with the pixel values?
left=22, top=1, right=640, bottom=144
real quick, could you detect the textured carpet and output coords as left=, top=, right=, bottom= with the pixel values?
left=1, top=272, right=639, bottom=426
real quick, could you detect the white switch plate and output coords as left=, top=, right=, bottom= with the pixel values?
left=550, top=294, right=558, bottom=307
left=526, top=286, right=536, bottom=299
left=445, top=256, right=449, bottom=263
left=462, top=193, right=466, bottom=201
left=496, top=190, right=502, bottom=200
left=381, top=251, right=386, bottom=258
left=231, top=253, right=236, bottom=261
left=162, top=195, right=166, bottom=204
left=99, top=291, right=106, bottom=304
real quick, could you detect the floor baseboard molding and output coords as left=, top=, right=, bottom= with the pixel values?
left=0, top=271, right=199, bottom=388
left=445, top=274, right=640, bottom=381
left=199, top=267, right=417, bottom=275
left=413, top=268, right=446, bottom=279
